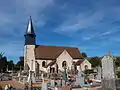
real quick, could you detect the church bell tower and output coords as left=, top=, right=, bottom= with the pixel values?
left=24, top=16, right=36, bottom=45
left=24, top=16, right=36, bottom=72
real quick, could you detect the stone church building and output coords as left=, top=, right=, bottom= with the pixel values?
left=24, top=17, right=86, bottom=75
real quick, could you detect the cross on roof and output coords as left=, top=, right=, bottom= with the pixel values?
left=108, top=50, right=111, bottom=55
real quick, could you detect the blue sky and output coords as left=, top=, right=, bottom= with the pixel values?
left=0, top=0, right=120, bottom=63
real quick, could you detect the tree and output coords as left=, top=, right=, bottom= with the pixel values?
left=84, top=69, right=94, bottom=75
left=7, top=60, right=14, bottom=71
left=0, top=52, right=4, bottom=59
left=0, top=52, right=7, bottom=72
left=115, top=57, right=120, bottom=68
left=81, top=52, right=87, bottom=58
left=89, top=57, right=101, bottom=67
left=116, top=70, right=120, bottom=78
left=14, top=56, right=24, bottom=71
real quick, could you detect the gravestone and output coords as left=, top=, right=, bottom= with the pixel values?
left=50, top=80, right=55, bottom=87
left=96, top=66, right=102, bottom=80
left=42, top=82, right=48, bottom=90
left=62, top=80, right=65, bottom=86
left=55, top=87, right=59, bottom=90
left=56, top=80, right=61, bottom=87
left=23, top=78, right=27, bottom=84
left=74, top=71, right=85, bottom=87
left=27, top=71, right=36, bottom=84
left=41, top=73, right=44, bottom=80
left=18, top=72, right=21, bottom=82
left=101, top=52, right=116, bottom=90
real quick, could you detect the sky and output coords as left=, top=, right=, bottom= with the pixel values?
left=0, top=0, right=120, bottom=63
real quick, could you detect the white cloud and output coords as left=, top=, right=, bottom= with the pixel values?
left=83, top=36, right=92, bottom=40
left=100, top=31, right=112, bottom=36
left=0, top=41, right=23, bottom=57
left=55, top=11, right=104, bottom=33
left=0, top=0, right=54, bottom=33
left=15, top=0, right=54, bottom=16
left=0, top=0, right=54, bottom=61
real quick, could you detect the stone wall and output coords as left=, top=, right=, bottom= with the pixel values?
left=56, top=50, right=73, bottom=71
left=24, top=45, right=36, bottom=71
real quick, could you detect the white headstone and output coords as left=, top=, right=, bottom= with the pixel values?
left=41, top=73, right=45, bottom=83
left=27, top=71, right=36, bottom=83
left=27, top=72, right=31, bottom=83
left=75, top=72, right=85, bottom=86
left=5, top=85, right=8, bottom=90
left=42, top=82, right=48, bottom=90
left=96, top=66, right=102, bottom=80
left=55, top=87, right=59, bottom=90
left=57, top=80, right=61, bottom=86
left=101, top=52, right=116, bottom=90
left=18, top=72, right=21, bottom=77
left=62, top=80, right=65, bottom=86
left=102, top=54, right=115, bottom=79
left=18, top=72, right=21, bottom=82
left=50, top=80, right=55, bottom=87
left=41, top=73, right=43, bottom=79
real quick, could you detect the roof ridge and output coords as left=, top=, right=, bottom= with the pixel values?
left=35, top=45, right=82, bottom=59
left=36, top=44, right=78, bottom=49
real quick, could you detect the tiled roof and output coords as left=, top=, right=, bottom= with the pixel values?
left=73, top=59, right=84, bottom=66
left=35, top=45, right=82, bottom=60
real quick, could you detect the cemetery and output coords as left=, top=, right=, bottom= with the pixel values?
left=1, top=51, right=120, bottom=90
left=0, top=53, right=111, bottom=89
left=1, top=17, right=120, bottom=90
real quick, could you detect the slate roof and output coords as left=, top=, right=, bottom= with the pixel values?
left=35, top=45, right=82, bottom=60
left=25, top=16, right=35, bottom=35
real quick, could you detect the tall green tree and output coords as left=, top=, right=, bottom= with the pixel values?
left=7, top=60, right=14, bottom=70
left=0, top=52, right=7, bottom=72
left=115, top=57, right=120, bottom=68
left=89, top=57, right=101, bottom=67
left=81, top=52, right=87, bottom=58
left=14, top=56, right=24, bottom=71
left=0, top=52, right=4, bottom=59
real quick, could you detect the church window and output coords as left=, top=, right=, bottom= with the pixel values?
left=42, top=61, right=46, bottom=67
left=62, top=61, right=67, bottom=67
left=85, top=65, right=88, bottom=70
left=50, top=67, right=55, bottom=73
left=56, top=64, right=58, bottom=73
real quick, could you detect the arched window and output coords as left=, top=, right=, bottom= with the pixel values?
left=62, top=61, right=67, bottom=67
left=50, top=67, right=55, bottom=73
left=42, top=61, right=46, bottom=67
left=35, top=61, right=39, bottom=75
left=56, top=64, right=58, bottom=73
left=85, top=65, right=88, bottom=70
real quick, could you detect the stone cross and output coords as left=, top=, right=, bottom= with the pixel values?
left=96, top=66, right=102, bottom=80
left=101, top=52, right=116, bottom=90
left=18, top=72, right=21, bottom=82
left=108, top=50, right=111, bottom=55
left=27, top=71, right=36, bottom=84
left=75, top=71, right=85, bottom=87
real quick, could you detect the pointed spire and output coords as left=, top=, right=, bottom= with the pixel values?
left=26, top=16, right=35, bottom=35
left=24, top=16, right=36, bottom=45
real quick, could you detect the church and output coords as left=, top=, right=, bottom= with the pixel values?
left=24, top=17, right=86, bottom=76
